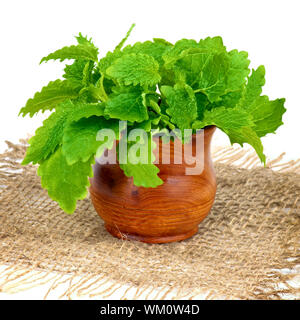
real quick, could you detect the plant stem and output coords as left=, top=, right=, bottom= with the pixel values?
left=149, top=100, right=161, bottom=114
left=193, top=88, right=203, bottom=94
left=99, top=74, right=108, bottom=101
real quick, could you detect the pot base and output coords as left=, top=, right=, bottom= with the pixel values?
left=105, top=224, right=199, bottom=244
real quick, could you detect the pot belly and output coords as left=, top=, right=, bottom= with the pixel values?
left=89, top=161, right=216, bottom=243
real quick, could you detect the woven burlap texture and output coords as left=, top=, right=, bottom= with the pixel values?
left=0, top=141, right=299, bottom=299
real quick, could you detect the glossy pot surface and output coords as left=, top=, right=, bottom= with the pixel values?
left=89, top=126, right=217, bottom=243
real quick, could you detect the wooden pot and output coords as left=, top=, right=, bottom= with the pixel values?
left=89, top=126, right=217, bottom=243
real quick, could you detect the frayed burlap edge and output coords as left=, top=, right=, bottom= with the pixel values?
left=0, top=140, right=299, bottom=300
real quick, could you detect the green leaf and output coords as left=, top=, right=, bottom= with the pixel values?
left=153, top=38, right=173, bottom=47
left=226, top=50, right=250, bottom=92
left=67, top=101, right=106, bottom=122
left=22, top=100, right=105, bottom=164
left=37, top=147, right=94, bottom=214
left=239, top=66, right=286, bottom=137
left=190, top=50, right=249, bottom=110
left=97, top=24, right=135, bottom=73
left=101, top=77, right=115, bottom=95
left=62, top=116, right=120, bottom=165
left=133, top=119, right=152, bottom=132
left=106, top=53, right=161, bottom=86
left=210, top=90, right=243, bottom=109
left=239, top=66, right=265, bottom=107
left=22, top=102, right=72, bottom=165
left=105, top=86, right=148, bottom=122
left=63, top=59, right=94, bottom=88
left=198, top=36, right=226, bottom=52
left=119, top=135, right=163, bottom=188
left=98, top=50, right=123, bottom=74
left=99, top=38, right=171, bottom=76
left=163, top=37, right=225, bottom=67
left=19, top=80, right=81, bottom=117
left=163, top=39, right=198, bottom=65
left=123, top=38, right=172, bottom=66
left=161, top=83, right=197, bottom=130
left=227, top=126, right=266, bottom=163
left=75, top=33, right=96, bottom=47
left=120, top=162, right=163, bottom=188
left=159, top=66, right=176, bottom=87
left=192, top=106, right=253, bottom=130
left=40, top=44, right=98, bottom=63
left=174, top=50, right=230, bottom=102
left=244, top=96, right=286, bottom=137
left=195, top=92, right=209, bottom=120
left=63, top=59, right=88, bottom=86
left=166, top=46, right=248, bottom=106
left=192, top=107, right=265, bottom=163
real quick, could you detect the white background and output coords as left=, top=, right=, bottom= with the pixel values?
left=0, top=0, right=299, bottom=299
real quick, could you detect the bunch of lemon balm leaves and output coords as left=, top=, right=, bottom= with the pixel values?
left=19, top=24, right=286, bottom=213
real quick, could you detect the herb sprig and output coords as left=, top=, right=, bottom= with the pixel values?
left=20, top=25, right=286, bottom=213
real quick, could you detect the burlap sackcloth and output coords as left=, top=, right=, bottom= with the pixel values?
left=0, top=140, right=299, bottom=300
